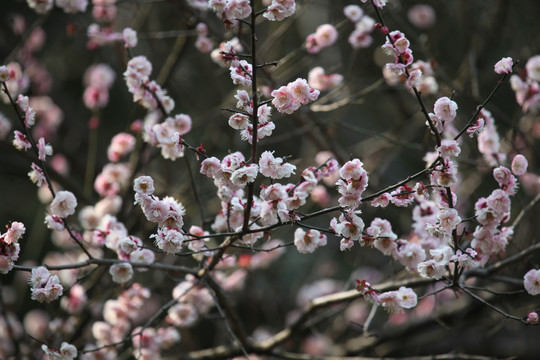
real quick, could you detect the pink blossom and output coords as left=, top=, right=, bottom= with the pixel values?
left=437, top=208, right=461, bottom=232
left=195, top=36, right=214, bottom=53
left=263, top=0, right=296, bottom=21
left=3, top=221, right=26, bottom=245
left=0, top=66, right=9, bottom=82
left=41, top=342, right=78, bottom=360
left=417, top=259, right=446, bottom=279
left=294, top=228, right=327, bottom=254
left=397, top=242, right=426, bottom=271
left=271, top=85, right=297, bottom=114
left=494, top=57, right=513, bottom=74
left=228, top=113, right=250, bottom=130
left=108, top=133, right=136, bottom=162
left=50, top=191, right=77, bottom=218
left=527, top=312, right=539, bottom=324
left=525, top=55, right=540, bottom=82
left=308, top=67, right=343, bottom=91
left=133, top=176, right=155, bottom=195
left=231, top=163, right=258, bottom=185
left=229, top=60, right=252, bottom=86
left=122, top=27, right=138, bottom=48
left=407, top=4, right=436, bottom=29
left=167, top=303, right=198, bottom=327
left=259, top=151, right=296, bottom=179
left=524, top=269, right=540, bottom=295
left=344, top=4, right=363, bottom=22
left=109, top=263, right=133, bottom=284
left=151, top=227, right=185, bottom=254
left=433, top=97, right=458, bottom=122
left=30, top=267, right=63, bottom=303
left=61, top=284, right=87, bottom=314
left=306, top=24, right=338, bottom=54
left=12, top=130, right=31, bottom=151
left=200, top=157, right=222, bottom=178
left=511, top=154, right=528, bottom=176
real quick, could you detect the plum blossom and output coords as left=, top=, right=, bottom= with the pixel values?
left=30, top=267, right=63, bottom=303
left=271, top=78, right=319, bottom=114
left=50, top=191, right=77, bottom=218
left=525, top=55, right=540, bottom=82
left=109, top=263, right=134, bottom=284
left=306, top=24, right=338, bottom=54
left=308, top=67, right=343, bottom=91
left=259, top=151, right=296, bottom=179
left=41, top=342, right=78, bottom=360
left=407, top=4, right=436, bottom=29
left=108, top=133, right=136, bottom=162
left=263, top=0, right=296, bottom=21
left=494, top=57, right=513, bottom=74
left=378, top=286, right=417, bottom=313
left=229, top=60, right=252, bottom=86
left=344, top=5, right=363, bottom=22
left=527, top=312, right=539, bottom=324
left=433, top=97, right=458, bottom=122
left=294, top=228, right=327, bottom=253
left=511, top=154, right=528, bottom=176
left=524, top=269, right=540, bottom=295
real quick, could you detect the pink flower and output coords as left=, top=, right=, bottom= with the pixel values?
left=133, top=175, right=155, bottom=195
left=433, top=97, right=458, bottom=122
left=3, top=221, right=26, bottom=244
left=108, top=133, right=136, bottom=162
left=525, top=55, right=540, bottom=82
left=271, top=85, right=296, bottom=114
left=263, top=0, right=296, bottom=21
left=228, top=113, right=250, bottom=130
left=122, top=27, right=138, bottom=48
left=259, top=151, right=296, bottom=179
left=344, top=5, right=363, bottom=22
left=230, top=163, right=258, bottom=185
left=229, top=60, right=252, bottom=86
left=41, top=342, right=78, bottom=360
left=524, top=269, right=540, bottom=295
left=50, top=191, right=77, bottom=218
left=437, top=208, right=461, bottom=232
left=306, top=24, right=338, bottom=54
left=109, top=263, right=134, bottom=284
left=494, top=57, right=513, bottom=74
left=527, top=312, right=539, bottom=324
left=0, top=66, right=9, bottom=82
left=511, top=154, right=528, bottom=176
left=371, top=192, right=391, bottom=208
left=308, top=67, right=343, bottom=91
left=407, top=4, right=436, bottom=29
left=294, top=228, right=327, bottom=254
left=30, top=267, right=63, bottom=303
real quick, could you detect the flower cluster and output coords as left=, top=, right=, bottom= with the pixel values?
left=306, top=24, right=338, bottom=54
left=41, top=342, right=77, bottom=360
left=344, top=5, right=376, bottom=49
left=263, top=0, right=296, bottom=21
left=30, top=267, right=63, bottom=303
left=294, top=228, right=327, bottom=253
left=335, top=158, right=369, bottom=209
left=271, top=78, right=320, bottom=114
left=355, top=280, right=417, bottom=313
left=308, top=67, right=343, bottom=91
left=510, top=55, right=540, bottom=113
left=144, top=113, right=192, bottom=160
left=208, top=0, right=252, bottom=27
left=123, top=56, right=174, bottom=114
left=83, top=64, right=116, bottom=110
left=0, top=222, right=25, bottom=274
